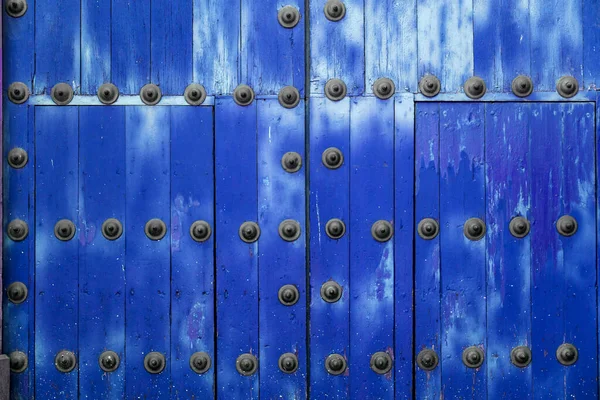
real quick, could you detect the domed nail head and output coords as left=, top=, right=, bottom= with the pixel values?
left=511, top=75, right=534, bottom=98
left=5, top=0, right=27, bottom=18
left=419, top=75, right=441, bottom=98
left=190, top=352, right=211, bottom=374
left=464, top=77, right=486, bottom=99
left=325, top=79, right=347, bottom=101
left=556, top=215, right=577, bottom=237
left=281, top=152, right=303, bottom=173
left=556, top=343, right=578, bottom=366
left=236, top=353, right=258, bottom=376
left=325, top=218, right=346, bottom=239
left=55, top=350, right=77, bottom=373
left=9, top=351, right=28, bottom=373
left=416, top=348, right=439, bottom=371
left=8, top=147, right=29, bottom=169
left=7, top=282, right=28, bottom=304
left=184, top=83, right=207, bottom=106
left=371, top=220, right=393, bottom=242
left=325, top=353, right=347, bottom=375
left=462, top=346, right=484, bottom=369
left=233, top=84, right=255, bottom=106
left=145, top=219, right=167, bottom=241
left=324, top=0, right=346, bottom=21
left=144, top=352, right=166, bottom=374
left=239, top=221, right=260, bottom=243
left=417, top=218, right=439, bottom=240
left=278, top=5, right=301, bottom=28
left=556, top=76, right=579, bottom=99
left=140, top=84, right=162, bottom=106
left=97, top=83, right=119, bottom=105
left=464, top=218, right=486, bottom=241
left=510, top=346, right=532, bottom=368
left=509, top=216, right=530, bottom=238
left=322, top=147, right=344, bottom=169
left=99, top=350, right=120, bottom=372
left=8, top=82, right=30, bottom=104
left=370, top=351, right=393, bottom=374
left=279, top=219, right=301, bottom=242
left=7, top=219, right=29, bottom=242
left=278, top=284, right=299, bottom=306
left=51, top=83, right=74, bottom=106
left=278, top=353, right=299, bottom=374
left=278, top=86, right=301, bottom=109
left=54, top=219, right=76, bottom=241
left=373, top=78, right=395, bottom=100
left=190, top=220, right=212, bottom=242
left=320, top=280, right=343, bottom=303
left=102, top=218, right=123, bottom=241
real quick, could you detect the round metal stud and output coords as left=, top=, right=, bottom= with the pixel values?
left=464, top=218, right=486, bottom=241
left=5, top=0, right=27, bottom=18
left=325, top=353, right=347, bottom=376
left=233, top=84, right=255, bottom=106
left=462, top=346, right=484, bottom=369
left=236, top=353, right=258, bottom=376
left=55, top=350, right=77, bottom=373
left=511, top=75, right=533, bottom=98
left=556, top=343, right=578, bottom=366
left=278, top=353, right=299, bottom=374
left=184, top=83, right=207, bottom=106
left=97, top=83, right=119, bottom=105
left=99, top=350, right=120, bottom=372
left=102, top=218, right=123, bottom=241
left=320, top=280, right=343, bottom=303
left=51, top=83, right=74, bottom=106
left=54, top=219, right=76, bottom=241
left=556, top=215, right=577, bottom=237
left=6, top=282, right=28, bottom=304
left=464, top=77, right=486, bottom=99
left=8, top=147, right=28, bottom=169
left=190, top=220, right=212, bottom=242
left=324, top=0, right=346, bottom=21
left=145, top=219, right=167, bottom=241
left=281, top=152, right=303, bottom=173
left=322, top=147, right=344, bottom=169
left=325, top=79, right=347, bottom=101
left=371, top=220, right=393, bottom=242
left=278, top=284, right=299, bottom=306
left=373, top=78, right=395, bottom=100
left=416, top=348, right=439, bottom=371
left=419, top=75, right=441, bottom=98
left=144, top=352, right=166, bottom=374
left=509, top=216, right=530, bottom=238
left=7, top=82, right=29, bottom=104
left=278, top=5, right=301, bottom=28
left=190, top=352, right=211, bottom=374
left=417, top=218, right=439, bottom=240
left=7, top=219, right=29, bottom=242
left=140, top=84, right=162, bottom=106
left=510, top=346, right=532, bottom=368
left=9, top=351, right=28, bottom=373
left=278, top=86, right=301, bottom=109
left=370, top=352, right=392, bottom=374
left=556, top=76, right=579, bottom=99
left=325, top=218, right=346, bottom=239
left=279, top=219, right=301, bottom=242
left=239, top=221, right=260, bottom=243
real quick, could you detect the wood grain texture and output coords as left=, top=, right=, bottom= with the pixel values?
left=81, top=0, right=111, bottom=93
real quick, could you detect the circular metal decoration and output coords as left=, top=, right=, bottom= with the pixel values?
left=511, top=75, right=534, bottom=98
left=324, top=0, right=346, bottom=21
left=370, top=352, right=393, bottom=375
left=9, top=351, right=28, bottom=373
left=239, top=221, right=261, bottom=243
left=97, top=83, right=119, bottom=105
left=140, top=84, right=162, bottom=106
left=7, top=82, right=29, bottom=104
left=233, top=84, right=255, bottom=106
left=144, top=352, right=166, bottom=374
left=464, top=218, right=486, bottom=241
left=54, top=219, right=76, bottom=241
left=373, top=78, right=395, bottom=100
left=462, top=346, right=484, bottom=369
left=278, top=284, right=299, bottom=306
left=145, top=219, right=167, bottom=241
left=236, top=353, right=258, bottom=376
left=417, top=218, right=439, bottom=240
left=320, top=280, right=343, bottom=303
left=102, top=218, right=123, bottom=241
left=325, top=218, right=346, bottom=239
left=278, top=5, right=301, bottom=28
left=464, top=76, right=486, bottom=99
left=281, top=152, right=303, bottom=173
left=556, top=215, right=577, bottom=237
left=322, top=147, right=344, bottom=169
left=278, top=353, right=299, bottom=374
left=7, top=282, right=28, bottom=304
left=419, top=75, right=441, bottom=98
left=371, top=220, right=393, bottom=242
left=325, top=79, right=347, bottom=101
left=510, top=346, right=532, bottom=368
left=325, top=353, right=347, bottom=376
left=190, top=220, right=212, bottom=242
left=190, top=352, right=211, bottom=374
left=5, top=0, right=27, bottom=18
left=278, top=86, right=301, bottom=109
left=556, top=76, right=579, bottom=98
left=55, top=350, right=77, bottom=373
left=416, top=348, right=439, bottom=371
left=556, top=343, right=578, bottom=366
left=184, top=83, right=207, bottom=106
left=7, top=219, right=29, bottom=242
left=279, top=219, right=301, bottom=242
left=509, top=216, right=530, bottom=238
left=99, top=350, right=120, bottom=372
left=51, top=83, right=74, bottom=106
left=8, top=147, right=28, bottom=169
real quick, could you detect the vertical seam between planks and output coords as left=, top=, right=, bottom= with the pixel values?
left=483, top=103, right=488, bottom=400
left=255, top=103, right=260, bottom=400
left=168, top=107, right=173, bottom=398
left=32, top=105, right=37, bottom=400
left=436, top=102, right=442, bottom=391
left=347, top=98, right=352, bottom=397
left=212, top=104, right=218, bottom=398
left=392, top=98, right=397, bottom=398
left=304, top=100, right=311, bottom=400
left=411, top=100, right=417, bottom=400
left=595, top=96, right=599, bottom=399
left=123, top=107, right=128, bottom=397
left=77, top=106, right=81, bottom=399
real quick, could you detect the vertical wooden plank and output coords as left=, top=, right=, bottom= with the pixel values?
left=365, top=0, right=417, bottom=93
left=112, top=0, right=151, bottom=94
left=81, top=0, right=111, bottom=94
left=417, top=0, right=474, bottom=93
left=35, top=107, right=79, bottom=399
left=310, top=0, right=364, bottom=95
left=34, top=0, right=81, bottom=94
left=193, top=0, right=240, bottom=95
left=125, top=107, right=171, bottom=398
left=170, top=106, right=215, bottom=399
left=583, top=0, right=600, bottom=89
left=215, top=99, right=259, bottom=398
left=78, top=107, right=126, bottom=399
left=349, top=97, right=394, bottom=399
left=485, top=103, right=532, bottom=398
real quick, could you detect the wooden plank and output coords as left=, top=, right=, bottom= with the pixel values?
left=583, top=0, right=600, bottom=89
left=81, top=0, right=111, bottom=94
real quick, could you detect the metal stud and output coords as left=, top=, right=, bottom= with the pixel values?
left=320, top=280, right=342, bottom=303
left=233, top=84, right=255, bottom=106
left=464, top=76, right=486, bottom=99
left=322, top=147, right=344, bottom=169
left=278, top=86, right=301, bottom=109
left=55, top=350, right=77, bottom=373
left=511, top=75, right=533, bottom=98
left=145, top=219, right=167, bottom=241
left=417, top=218, right=439, bottom=240
left=556, top=343, right=578, bottom=366
left=190, top=220, right=212, bottom=242
left=281, top=152, right=303, bottom=173
left=236, top=353, right=258, bottom=376
left=7, top=219, right=29, bottom=242
left=279, top=219, right=301, bottom=242
left=9, top=351, right=28, bottom=373
left=7, top=82, right=29, bottom=104
left=184, top=83, right=207, bottom=106
left=99, top=350, right=120, bottom=372
left=278, top=284, right=299, bottom=306
left=464, top=218, right=486, bottom=241
left=51, top=83, right=74, bottom=105
left=325, top=218, right=346, bottom=239
left=325, top=79, right=347, bottom=101
left=509, top=216, right=530, bottom=238
left=278, top=5, right=301, bottom=28
left=97, top=83, right=119, bottom=105
left=5, top=0, right=27, bottom=18
left=278, top=353, right=299, bottom=374
left=140, top=84, right=162, bottom=106
left=373, top=78, right=395, bottom=100
left=556, top=76, right=579, bottom=99
left=370, top=352, right=392, bottom=374
left=371, top=220, right=393, bottom=242
left=190, top=352, right=211, bottom=374
left=8, top=147, right=28, bottom=169
left=556, top=215, right=577, bottom=237
left=416, top=348, right=439, bottom=371
left=419, top=75, right=441, bottom=98
left=6, top=282, right=28, bottom=304
left=102, top=218, right=123, bottom=241
left=325, top=353, right=347, bottom=375
left=144, top=352, right=166, bottom=374
left=510, top=346, right=532, bottom=368
left=54, top=219, right=76, bottom=241
left=239, top=221, right=261, bottom=243
left=462, top=346, right=484, bottom=369
left=324, top=0, right=345, bottom=21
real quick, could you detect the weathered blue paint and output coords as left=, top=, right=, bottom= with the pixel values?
left=81, top=0, right=111, bottom=94
left=583, top=0, right=600, bottom=89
